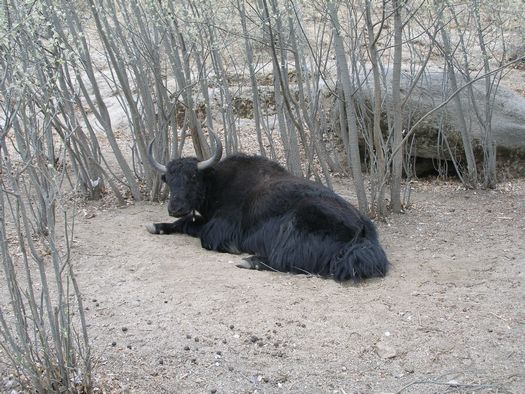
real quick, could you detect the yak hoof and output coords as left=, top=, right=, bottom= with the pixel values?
left=236, top=259, right=255, bottom=270
left=145, top=224, right=158, bottom=234
left=237, top=256, right=266, bottom=270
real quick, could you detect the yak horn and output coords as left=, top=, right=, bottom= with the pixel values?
left=197, top=130, right=223, bottom=171
left=147, top=138, right=167, bottom=174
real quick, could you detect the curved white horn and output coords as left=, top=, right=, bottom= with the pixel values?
left=197, top=130, right=223, bottom=171
left=147, top=138, right=167, bottom=174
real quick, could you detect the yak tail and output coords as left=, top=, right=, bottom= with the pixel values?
left=330, top=238, right=390, bottom=281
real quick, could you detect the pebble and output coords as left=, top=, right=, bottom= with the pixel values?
left=376, top=341, right=397, bottom=359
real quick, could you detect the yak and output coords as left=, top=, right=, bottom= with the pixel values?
left=146, top=132, right=389, bottom=281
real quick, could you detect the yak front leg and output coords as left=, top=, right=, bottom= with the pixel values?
left=146, top=213, right=205, bottom=237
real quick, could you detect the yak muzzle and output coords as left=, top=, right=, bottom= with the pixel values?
left=168, top=207, right=191, bottom=218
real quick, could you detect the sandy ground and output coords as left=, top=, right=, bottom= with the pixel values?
left=37, top=178, right=522, bottom=393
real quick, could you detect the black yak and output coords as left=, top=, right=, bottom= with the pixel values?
left=146, top=132, right=389, bottom=281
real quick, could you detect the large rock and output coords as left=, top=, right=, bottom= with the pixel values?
left=322, top=70, right=525, bottom=175
left=362, top=71, right=525, bottom=174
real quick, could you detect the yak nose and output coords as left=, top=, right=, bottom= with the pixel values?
left=169, top=208, right=189, bottom=217
left=168, top=198, right=190, bottom=217
left=168, top=209, right=187, bottom=218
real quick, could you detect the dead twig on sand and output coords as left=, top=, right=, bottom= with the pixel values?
left=395, top=379, right=504, bottom=393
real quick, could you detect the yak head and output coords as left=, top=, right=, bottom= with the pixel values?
left=147, top=132, right=222, bottom=218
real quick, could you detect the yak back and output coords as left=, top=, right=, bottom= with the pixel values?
left=244, top=178, right=375, bottom=242
left=200, top=154, right=375, bottom=243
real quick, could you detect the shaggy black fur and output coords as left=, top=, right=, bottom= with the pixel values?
left=148, top=154, right=389, bottom=281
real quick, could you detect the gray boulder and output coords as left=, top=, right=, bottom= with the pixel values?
left=392, top=71, right=525, bottom=158
left=333, top=70, right=525, bottom=175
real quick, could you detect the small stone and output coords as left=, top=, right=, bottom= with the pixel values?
left=184, top=346, right=190, bottom=351
left=404, top=365, right=415, bottom=373
left=127, top=344, right=132, bottom=349
left=229, top=324, right=234, bottom=329
left=186, top=334, right=192, bottom=339
left=122, top=327, right=128, bottom=332
left=376, top=341, right=397, bottom=359
left=250, top=335, right=259, bottom=343
left=111, top=341, right=117, bottom=347
left=194, top=337, right=200, bottom=342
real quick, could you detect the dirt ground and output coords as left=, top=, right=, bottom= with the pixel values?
left=44, top=178, right=522, bottom=393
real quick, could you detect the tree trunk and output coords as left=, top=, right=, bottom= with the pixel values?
left=390, top=0, right=404, bottom=213
left=328, top=1, right=368, bottom=212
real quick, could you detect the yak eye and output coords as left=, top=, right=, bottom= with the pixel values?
left=161, top=174, right=166, bottom=182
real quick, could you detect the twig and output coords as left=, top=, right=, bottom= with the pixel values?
left=395, top=379, right=502, bottom=393
left=489, top=312, right=511, bottom=329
